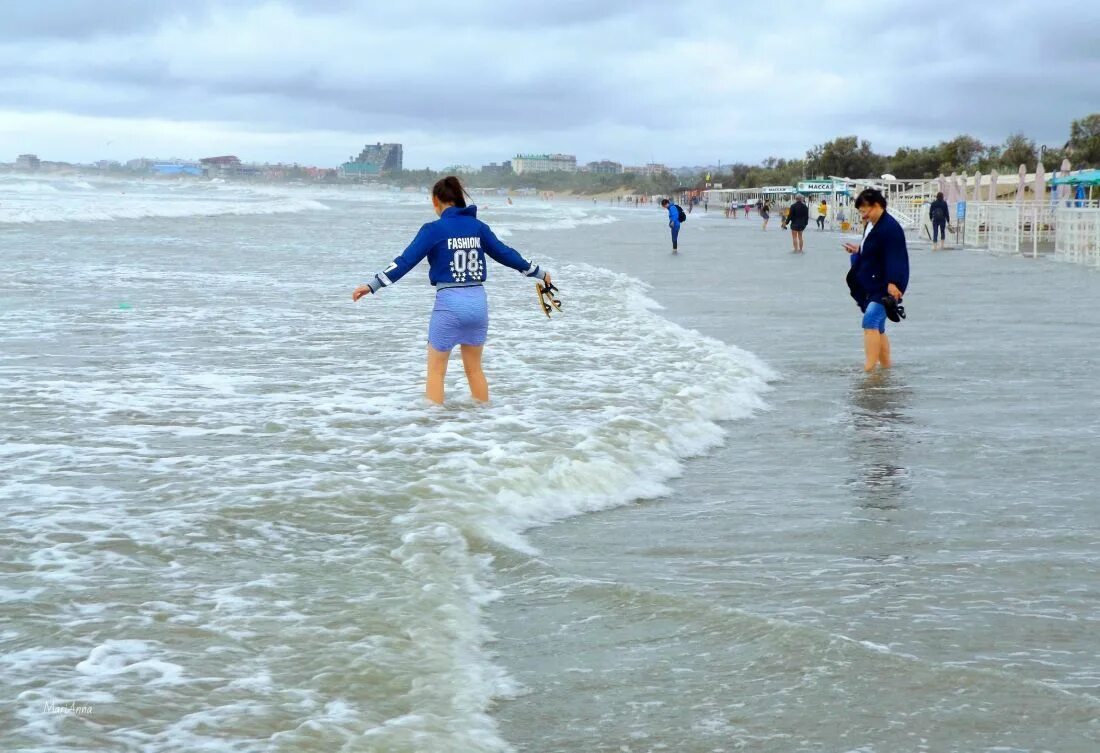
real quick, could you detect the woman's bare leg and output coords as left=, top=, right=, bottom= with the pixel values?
left=460, top=344, right=489, bottom=402
left=425, top=345, right=451, bottom=404
left=878, top=333, right=892, bottom=368
left=863, top=329, right=881, bottom=372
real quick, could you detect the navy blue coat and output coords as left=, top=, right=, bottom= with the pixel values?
left=846, top=211, right=910, bottom=310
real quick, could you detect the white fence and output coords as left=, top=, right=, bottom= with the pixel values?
left=961, top=201, right=1095, bottom=259
left=1054, top=209, right=1100, bottom=267
left=986, top=205, right=1021, bottom=255
left=963, top=202, right=991, bottom=248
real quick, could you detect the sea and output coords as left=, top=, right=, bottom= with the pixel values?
left=2, top=173, right=1098, bottom=752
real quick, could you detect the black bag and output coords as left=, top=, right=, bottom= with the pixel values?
left=931, top=203, right=946, bottom=222
left=676, top=205, right=687, bottom=222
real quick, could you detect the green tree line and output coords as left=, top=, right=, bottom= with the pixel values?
left=380, top=113, right=1099, bottom=194
left=715, top=113, right=1099, bottom=189
left=386, top=167, right=681, bottom=195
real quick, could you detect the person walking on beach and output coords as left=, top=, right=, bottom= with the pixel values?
left=843, top=188, right=909, bottom=372
left=760, top=200, right=771, bottom=230
left=352, top=176, right=553, bottom=405
left=661, top=198, right=683, bottom=252
left=929, top=191, right=950, bottom=250
left=817, top=199, right=828, bottom=230
left=787, top=194, right=810, bottom=252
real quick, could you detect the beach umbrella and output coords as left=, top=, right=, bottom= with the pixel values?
left=955, top=174, right=966, bottom=205
left=937, top=174, right=947, bottom=200
left=989, top=169, right=999, bottom=202
left=1015, top=164, right=1027, bottom=202
left=1034, top=161, right=1045, bottom=204
left=973, top=170, right=982, bottom=202
left=1058, top=157, right=1072, bottom=202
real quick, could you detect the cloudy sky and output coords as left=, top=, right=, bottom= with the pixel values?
left=2, top=0, right=1098, bottom=169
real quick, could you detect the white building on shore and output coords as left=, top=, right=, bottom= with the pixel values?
left=512, top=154, right=577, bottom=175
left=624, top=163, right=669, bottom=176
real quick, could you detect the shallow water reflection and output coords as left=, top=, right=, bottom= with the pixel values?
left=847, top=371, right=913, bottom=509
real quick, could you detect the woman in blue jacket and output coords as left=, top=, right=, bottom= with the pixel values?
left=352, top=176, right=552, bottom=404
left=843, top=188, right=910, bottom=372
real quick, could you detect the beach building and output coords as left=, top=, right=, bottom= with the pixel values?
left=584, top=160, right=624, bottom=174
left=341, top=142, right=403, bottom=179
left=512, top=154, right=577, bottom=175
left=15, top=154, right=40, bottom=171
left=624, top=163, right=670, bottom=176
left=200, top=155, right=243, bottom=178
left=480, top=161, right=513, bottom=175
left=152, top=162, right=203, bottom=177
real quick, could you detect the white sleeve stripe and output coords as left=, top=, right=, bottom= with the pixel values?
left=380, top=272, right=393, bottom=286
left=524, top=263, right=537, bottom=275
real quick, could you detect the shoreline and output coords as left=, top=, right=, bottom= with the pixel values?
left=487, top=211, right=1100, bottom=751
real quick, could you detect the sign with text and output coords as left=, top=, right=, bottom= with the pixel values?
left=956, top=201, right=966, bottom=220
left=798, top=180, right=842, bottom=193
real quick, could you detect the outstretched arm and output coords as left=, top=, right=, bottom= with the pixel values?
left=480, top=224, right=551, bottom=282
left=355, top=224, right=434, bottom=299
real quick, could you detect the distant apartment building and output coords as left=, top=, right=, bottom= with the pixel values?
left=341, top=142, right=403, bottom=179
left=15, top=154, right=40, bottom=171
left=584, top=160, right=623, bottom=174
left=624, top=163, right=670, bottom=177
left=512, top=153, right=577, bottom=175
left=126, top=158, right=155, bottom=172
left=200, top=155, right=243, bottom=177
left=153, top=162, right=203, bottom=177
left=480, top=161, right=513, bottom=175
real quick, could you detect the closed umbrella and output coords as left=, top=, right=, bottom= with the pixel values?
left=946, top=172, right=958, bottom=205
left=1058, top=158, right=1071, bottom=203
left=1015, top=164, right=1027, bottom=202
left=989, top=169, right=999, bottom=202
left=973, top=170, right=983, bottom=202
left=1034, top=161, right=1045, bottom=204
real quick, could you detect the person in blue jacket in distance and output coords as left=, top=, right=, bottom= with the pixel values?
left=660, top=198, right=681, bottom=252
left=352, top=176, right=553, bottom=404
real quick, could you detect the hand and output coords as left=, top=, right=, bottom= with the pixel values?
left=843, top=242, right=859, bottom=253
left=542, top=272, right=552, bottom=286
left=352, top=284, right=373, bottom=302
left=887, top=283, right=902, bottom=301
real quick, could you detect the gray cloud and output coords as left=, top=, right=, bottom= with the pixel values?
left=2, top=0, right=1098, bottom=167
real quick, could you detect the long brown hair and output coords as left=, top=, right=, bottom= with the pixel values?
left=432, top=175, right=469, bottom=208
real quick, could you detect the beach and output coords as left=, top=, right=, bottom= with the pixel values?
left=2, top=176, right=1099, bottom=752
left=490, top=210, right=1100, bottom=751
